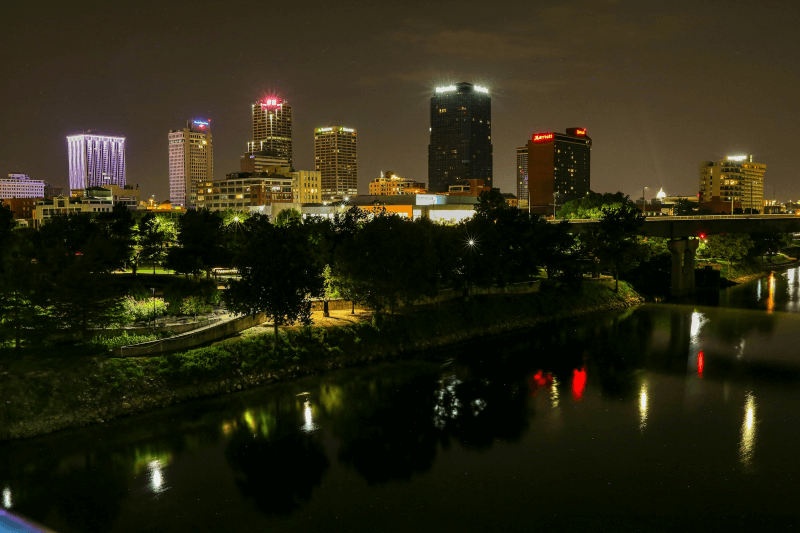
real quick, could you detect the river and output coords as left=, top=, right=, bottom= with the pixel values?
left=3, top=269, right=800, bottom=531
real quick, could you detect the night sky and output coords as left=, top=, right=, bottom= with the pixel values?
left=1, top=0, right=798, bottom=203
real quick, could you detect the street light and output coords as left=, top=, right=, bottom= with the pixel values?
left=553, top=192, right=559, bottom=219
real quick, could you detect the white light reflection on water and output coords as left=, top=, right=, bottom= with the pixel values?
left=301, top=400, right=318, bottom=433
left=550, top=376, right=560, bottom=409
left=471, top=398, right=486, bottom=416
left=2, top=486, right=11, bottom=509
left=148, top=460, right=167, bottom=495
left=434, top=375, right=462, bottom=429
left=639, top=383, right=649, bottom=431
left=739, top=392, right=757, bottom=469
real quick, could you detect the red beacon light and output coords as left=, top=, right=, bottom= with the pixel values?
left=698, top=232, right=707, bottom=240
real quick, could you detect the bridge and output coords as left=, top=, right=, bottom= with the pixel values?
left=550, top=214, right=800, bottom=296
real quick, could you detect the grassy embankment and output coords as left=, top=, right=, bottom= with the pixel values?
left=698, top=253, right=798, bottom=284
left=0, top=280, right=641, bottom=441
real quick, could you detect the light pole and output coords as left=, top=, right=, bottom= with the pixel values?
left=553, top=192, right=559, bottom=219
left=151, top=287, right=156, bottom=331
left=641, top=186, right=650, bottom=214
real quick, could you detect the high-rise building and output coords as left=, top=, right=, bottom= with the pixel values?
left=516, top=147, right=528, bottom=209
left=67, top=133, right=126, bottom=190
left=0, top=173, right=45, bottom=199
left=249, top=96, right=292, bottom=168
left=315, top=126, right=358, bottom=201
left=240, top=150, right=290, bottom=174
left=195, top=172, right=294, bottom=212
left=699, top=155, right=765, bottom=213
left=428, top=82, right=492, bottom=193
left=168, top=118, right=213, bottom=208
left=527, top=128, right=592, bottom=214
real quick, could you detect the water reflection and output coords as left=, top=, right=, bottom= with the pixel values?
left=301, top=400, right=317, bottom=433
left=639, top=383, right=649, bottom=431
left=148, top=460, right=166, bottom=495
left=2, top=486, right=10, bottom=509
left=571, top=368, right=587, bottom=402
left=697, top=351, right=704, bottom=378
left=739, top=392, right=757, bottom=469
left=550, top=376, right=560, bottom=409
left=767, top=273, right=776, bottom=313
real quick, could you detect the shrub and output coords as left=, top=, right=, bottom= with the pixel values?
left=123, top=296, right=169, bottom=323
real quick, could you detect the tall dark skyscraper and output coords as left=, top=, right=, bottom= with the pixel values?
left=248, top=96, right=292, bottom=169
left=427, top=82, right=492, bottom=193
left=527, top=128, right=592, bottom=214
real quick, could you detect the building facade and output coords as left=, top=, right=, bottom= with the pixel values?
left=315, top=126, right=358, bottom=201
left=1, top=197, right=37, bottom=219
left=67, top=133, right=126, bottom=190
left=516, top=147, right=528, bottom=209
left=527, top=128, right=592, bottom=214
left=293, top=171, right=322, bottom=204
left=195, top=172, right=294, bottom=212
left=447, top=179, right=491, bottom=197
left=169, top=118, right=213, bottom=208
left=240, top=151, right=290, bottom=174
left=72, top=184, right=141, bottom=208
left=368, top=171, right=426, bottom=195
left=0, top=173, right=45, bottom=199
left=33, top=194, right=114, bottom=228
left=699, top=155, right=765, bottom=213
left=249, top=97, right=292, bottom=168
left=428, top=82, right=492, bottom=193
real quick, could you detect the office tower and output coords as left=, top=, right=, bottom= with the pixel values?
left=699, top=155, right=765, bottom=213
left=428, top=82, right=492, bottom=193
left=195, top=172, right=294, bottom=212
left=248, top=96, right=292, bottom=168
left=315, top=126, right=358, bottom=201
left=527, top=128, right=592, bottom=213
left=0, top=173, right=45, bottom=199
left=516, top=146, right=528, bottom=209
left=67, top=133, right=126, bottom=190
left=168, top=118, right=214, bottom=208
left=240, top=151, right=290, bottom=174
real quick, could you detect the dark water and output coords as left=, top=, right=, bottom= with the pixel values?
left=4, top=269, right=800, bottom=531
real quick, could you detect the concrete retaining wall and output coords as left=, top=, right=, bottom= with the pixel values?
left=115, top=313, right=266, bottom=357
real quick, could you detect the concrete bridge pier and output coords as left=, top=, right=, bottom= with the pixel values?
left=667, top=238, right=699, bottom=296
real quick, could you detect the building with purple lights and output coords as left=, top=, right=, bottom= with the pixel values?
left=67, top=133, right=126, bottom=190
left=169, top=118, right=213, bottom=207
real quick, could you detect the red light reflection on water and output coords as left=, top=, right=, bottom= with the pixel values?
left=529, top=370, right=553, bottom=396
left=572, top=367, right=587, bottom=401
left=698, top=351, right=704, bottom=378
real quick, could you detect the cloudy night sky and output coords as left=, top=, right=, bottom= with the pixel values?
left=1, top=0, right=798, bottom=202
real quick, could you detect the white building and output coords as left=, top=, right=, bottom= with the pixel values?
left=67, top=133, right=126, bottom=190
left=169, top=119, right=213, bottom=208
left=0, top=173, right=45, bottom=199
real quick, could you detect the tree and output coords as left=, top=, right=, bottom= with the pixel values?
left=274, top=208, right=302, bottom=227
left=180, top=295, right=208, bottom=321
left=674, top=198, right=698, bottom=216
left=334, top=214, right=437, bottom=314
left=700, top=233, right=754, bottom=264
left=557, top=191, right=633, bottom=220
left=584, top=204, right=648, bottom=292
left=139, top=214, right=177, bottom=275
left=166, top=208, right=225, bottom=278
left=224, top=218, right=325, bottom=347
left=475, top=188, right=511, bottom=220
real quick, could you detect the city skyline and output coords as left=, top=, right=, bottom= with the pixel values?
left=1, top=1, right=798, bottom=203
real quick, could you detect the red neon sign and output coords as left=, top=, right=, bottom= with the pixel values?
left=532, top=133, right=554, bottom=143
left=260, top=96, right=282, bottom=108
left=575, top=129, right=586, bottom=135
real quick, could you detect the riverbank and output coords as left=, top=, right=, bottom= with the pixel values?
left=0, top=280, right=642, bottom=441
left=698, top=254, right=800, bottom=285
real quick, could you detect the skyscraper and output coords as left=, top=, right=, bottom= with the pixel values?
left=315, top=126, right=357, bottom=201
left=516, top=146, right=528, bottom=209
left=527, top=128, right=592, bottom=214
left=67, top=133, right=126, bottom=190
left=249, top=96, right=292, bottom=168
left=699, top=155, right=765, bottom=213
left=428, top=82, right=492, bottom=193
left=169, top=118, right=213, bottom=208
